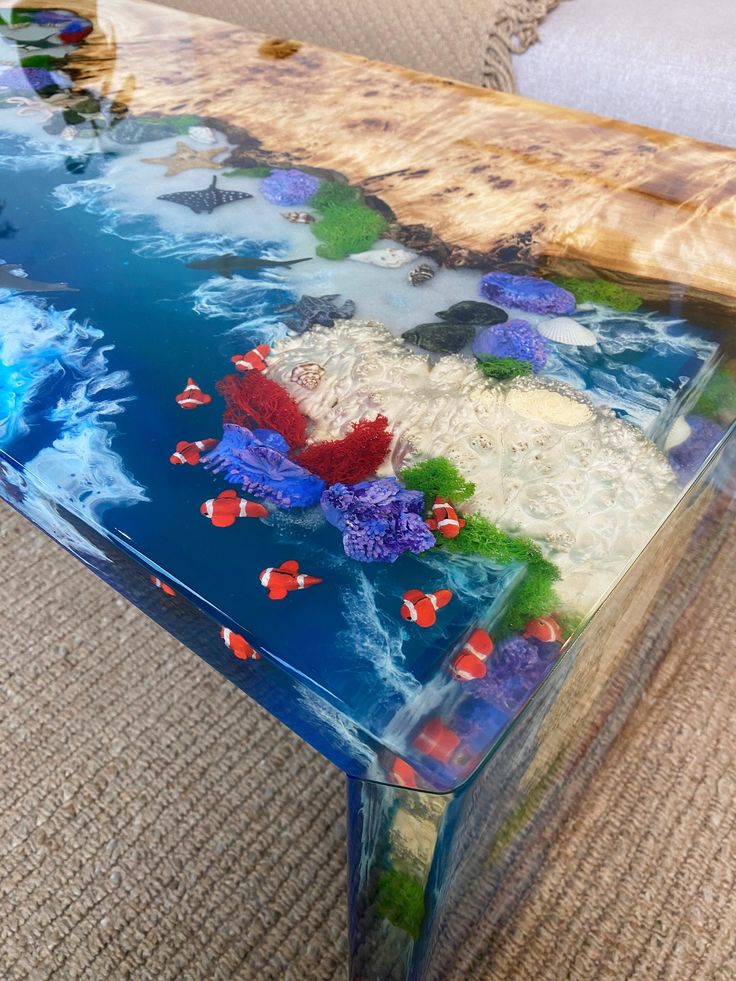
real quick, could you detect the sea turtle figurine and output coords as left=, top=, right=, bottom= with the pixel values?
left=277, top=294, right=356, bottom=334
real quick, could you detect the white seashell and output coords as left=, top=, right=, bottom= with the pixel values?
left=59, top=126, right=77, bottom=141
left=348, top=248, right=415, bottom=269
left=537, top=316, right=597, bottom=347
left=290, top=362, right=325, bottom=390
left=188, top=125, right=218, bottom=145
left=664, top=416, right=691, bottom=451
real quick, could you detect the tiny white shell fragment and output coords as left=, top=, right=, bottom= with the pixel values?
left=188, top=125, right=218, bottom=145
left=664, top=416, right=692, bottom=451
left=348, top=248, right=416, bottom=268
left=537, top=316, right=597, bottom=347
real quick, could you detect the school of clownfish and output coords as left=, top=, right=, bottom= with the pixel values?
left=155, top=342, right=565, bottom=780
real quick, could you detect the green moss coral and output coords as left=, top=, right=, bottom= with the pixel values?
left=476, top=355, right=533, bottom=381
left=440, top=514, right=561, bottom=636
left=694, top=368, right=736, bottom=421
left=309, top=179, right=388, bottom=260
left=551, top=275, right=642, bottom=312
left=400, top=457, right=475, bottom=508
left=223, top=166, right=273, bottom=178
left=376, top=870, right=425, bottom=940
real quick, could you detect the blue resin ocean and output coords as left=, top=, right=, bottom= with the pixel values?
left=0, top=113, right=725, bottom=787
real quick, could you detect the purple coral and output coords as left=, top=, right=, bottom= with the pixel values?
left=480, top=272, right=576, bottom=315
left=260, top=168, right=320, bottom=206
left=471, top=634, right=559, bottom=712
left=472, top=319, right=549, bottom=372
left=668, top=415, right=726, bottom=486
left=203, top=423, right=324, bottom=508
left=0, top=67, right=69, bottom=90
left=321, top=477, right=435, bottom=563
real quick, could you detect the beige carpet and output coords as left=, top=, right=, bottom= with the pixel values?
left=1, top=499, right=736, bottom=980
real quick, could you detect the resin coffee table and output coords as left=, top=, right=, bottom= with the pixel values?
left=2, top=2, right=736, bottom=977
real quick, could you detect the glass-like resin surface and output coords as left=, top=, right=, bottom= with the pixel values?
left=1, top=4, right=734, bottom=798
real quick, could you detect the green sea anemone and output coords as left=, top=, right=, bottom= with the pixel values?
left=694, top=369, right=736, bottom=421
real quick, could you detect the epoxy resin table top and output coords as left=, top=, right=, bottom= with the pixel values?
left=1, top=0, right=735, bottom=792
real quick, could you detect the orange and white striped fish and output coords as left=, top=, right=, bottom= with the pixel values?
left=220, top=626, right=261, bottom=661
left=169, top=438, right=218, bottom=465
left=523, top=616, right=562, bottom=643
left=150, top=575, right=176, bottom=596
left=450, top=628, right=493, bottom=681
left=201, top=489, right=268, bottom=528
left=400, top=588, right=453, bottom=628
left=426, top=497, right=465, bottom=538
left=230, top=343, right=270, bottom=373
left=175, top=377, right=212, bottom=409
left=259, top=560, right=322, bottom=600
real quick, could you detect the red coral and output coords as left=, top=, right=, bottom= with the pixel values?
left=217, top=372, right=308, bottom=448
left=296, top=416, right=392, bottom=485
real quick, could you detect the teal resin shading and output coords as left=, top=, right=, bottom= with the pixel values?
left=1, top=7, right=736, bottom=977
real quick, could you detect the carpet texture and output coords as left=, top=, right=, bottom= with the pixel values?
left=150, top=0, right=563, bottom=92
left=1, top=499, right=736, bottom=979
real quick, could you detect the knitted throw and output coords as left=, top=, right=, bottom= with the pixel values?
left=156, top=0, right=566, bottom=92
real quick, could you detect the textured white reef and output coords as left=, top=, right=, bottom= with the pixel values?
left=268, top=320, right=679, bottom=612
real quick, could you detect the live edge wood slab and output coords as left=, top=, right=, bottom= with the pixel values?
left=22, top=0, right=736, bottom=332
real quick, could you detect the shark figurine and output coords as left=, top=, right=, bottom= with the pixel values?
left=157, top=176, right=252, bottom=215
left=186, top=254, right=312, bottom=278
left=0, top=263, right=75, bottom=293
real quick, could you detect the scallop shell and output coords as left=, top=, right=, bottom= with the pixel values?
left=290, top=362, right=325, bottom=390
left=536, top=316, right=597, bottom=347
left=664, top=416, right=691, bottom=451
left=188, top=125, right=218, bottom=145
left=348, top=248, right=415, bottom=268
left=408, top=263, right=435, bottom=286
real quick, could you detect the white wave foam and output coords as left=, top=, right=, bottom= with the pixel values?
left=0, top=292, right=147, bottom=559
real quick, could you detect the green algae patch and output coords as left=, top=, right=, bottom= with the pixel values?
left=551, top=275, right=642, bottom=312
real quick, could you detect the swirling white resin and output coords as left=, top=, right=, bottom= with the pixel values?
left=268, top=320, right=678, bottom=612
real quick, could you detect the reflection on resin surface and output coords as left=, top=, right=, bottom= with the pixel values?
left=0, top=5, right=734, bottom=797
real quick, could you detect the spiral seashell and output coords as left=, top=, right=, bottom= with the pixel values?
left=290, top=362, right=324, bottom=390
left=408, top=263, right=436, bottom=286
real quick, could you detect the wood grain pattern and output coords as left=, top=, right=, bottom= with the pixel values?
left=20, top=0, right=736, bottom=323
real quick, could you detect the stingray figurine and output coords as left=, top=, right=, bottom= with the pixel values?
left=157, top=176, right=253, bottom=215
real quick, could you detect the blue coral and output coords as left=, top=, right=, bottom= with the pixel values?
left=472, top=319, right=549, bottom=372
left=321, top=477, right=435, bottom=563
left=260, top=168, right=320, bottom=206
left=668, top=415, right=726, bottom=486
left=480, top=272, right=576, bottom=315
left=203, top=423, right=324, bottom=508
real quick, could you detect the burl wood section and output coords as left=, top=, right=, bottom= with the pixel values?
left=27, top=0, right=736, bottom=320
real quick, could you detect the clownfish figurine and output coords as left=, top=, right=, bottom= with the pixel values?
left=169, top=438, right=218, bottom=466
left=450, top=628, right=494, bottom=681
left=400, top=588, right=453, bottom=628
left=175, top=377, right=212, bottom=410
left=230, top=344, right=270, bottom=373
left=523, top=616, right=562, bottom=643
left=201, top=489, right=268, bottom=528
left=259, top=560, right=322, bottom=600
left=220, top=626, right=261, bottom=661
left=426, top=497, right=465, bottom=539
left=388, top=756, right=419, bottom=790
left=150, top=575, right=176, bottom=597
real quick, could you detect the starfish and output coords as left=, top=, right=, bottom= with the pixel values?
left=157, top=176, right=253, bottom=215
left=142, top=140, right=226, bottom=177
